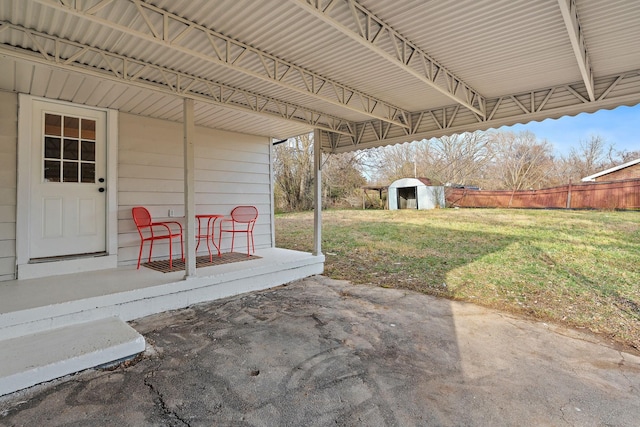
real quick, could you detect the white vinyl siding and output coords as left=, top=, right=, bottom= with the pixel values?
left=117, top=113, right=272, bottom=265
left=0, top=91, right=17, bottom=281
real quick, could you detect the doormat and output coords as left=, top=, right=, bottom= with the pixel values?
left=143, top=253, right=261, bottom=273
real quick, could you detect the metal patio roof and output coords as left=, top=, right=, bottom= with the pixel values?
left=1, top=0, right=639, bottom=153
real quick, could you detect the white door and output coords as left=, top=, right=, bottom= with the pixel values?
left=30, top=100, right=107, bottom=259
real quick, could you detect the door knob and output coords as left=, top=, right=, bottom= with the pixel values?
left=98, top=178, right=105, bottom=183
left=99, top=188, right=105, bottom=193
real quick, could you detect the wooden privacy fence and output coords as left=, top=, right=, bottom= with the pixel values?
left=446, top=178, right=640, bottom=210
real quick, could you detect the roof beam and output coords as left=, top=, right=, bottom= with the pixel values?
left=324, top=70, right=640, bottom=153
left=31, top=0, right=410, bottom=128
left=291, top=0, right=486, bottom=118
left=0, top=22, right=354, bottom=136
left=557, top=0, right=595, bottom=101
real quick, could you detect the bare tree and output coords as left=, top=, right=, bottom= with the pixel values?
left=275, top=129, right=638, bottom=212
left=368, top=131, right=494, bottom=187
left=563, top=135, right=615, bottom=181
left=273, top=133, right=367, bottom=211
left=366, top=130, right=635, bottom=194
left=368, top=142, right=429, bottom=184
left=273, top=133, right=314, bottom=211
left=489, top=131, right=554, bottom=191
left=542, top=135, right=638, bottom=185
left=546, top=156, right=575, bottom=187
left=618, top=149, right=640, bottom=163
left=322, top=151, right=367, bottom=208
left=429, top=131, right=495, bottom=186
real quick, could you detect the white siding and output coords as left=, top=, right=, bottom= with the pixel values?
left=118, top=113, right=272, bottom=265
left=0, top=91, right=17, bottom=281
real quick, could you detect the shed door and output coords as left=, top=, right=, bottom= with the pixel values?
left=29, top=100, right=107, bottom=259
left=397, top=187, right=417, bottom=209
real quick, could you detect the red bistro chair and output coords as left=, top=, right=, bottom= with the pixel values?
left=219, top=206, right=258, bottom=256
left=132, top=207, right=184, bottom=269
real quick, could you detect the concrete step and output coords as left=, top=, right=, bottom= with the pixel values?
left=0, top=317, right=145, bottom=396
left=0, top=249, right=324, bottom=342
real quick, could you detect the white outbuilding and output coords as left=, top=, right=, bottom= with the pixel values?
left=388, top=178, right=445, bottom=210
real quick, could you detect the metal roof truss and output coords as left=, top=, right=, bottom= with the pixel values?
left=32, top=0, right=409, bottom=129
left=292, top=0, right=486, bottom=118
left=2, top=0, right=639, bottom=154
left=0, top=21, right=354, bottom=136
left=324, top=69, right=640, bottom=153
left=556, top=0, right=595, bottom=101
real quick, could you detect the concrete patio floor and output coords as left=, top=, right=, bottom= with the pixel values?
left=1, top=275, right=639, bottom=426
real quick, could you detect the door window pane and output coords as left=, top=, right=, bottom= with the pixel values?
left=44, top=160, right=61, bottom=182
left=45, top=114, right=62, bottom=136
left=45, top=137, right=61, bottom=159
left=81, top=119, right=96, bottom=140
left=64, top=116, right=80, bottom=138
left=81, top=163, right=96, bottom=183
left=81, top=141, right=95, bottom=161
left=63, top=139, right=79, bottom=160
left=43, top=113, right=98, bottom=184
left=63, top=161, right=79, bottom=182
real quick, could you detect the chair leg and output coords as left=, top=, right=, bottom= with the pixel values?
left=169, top=237, right=173, bottom=270
left=137, top=241, right=144, bottom=269
left=180, top=234, right=184, bottom=261
left=214, top=219, right=221, bottom=258
left=148, top=240, right=154, bottom=263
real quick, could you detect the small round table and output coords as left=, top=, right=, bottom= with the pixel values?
left=195, top=214, right=224, bottom=261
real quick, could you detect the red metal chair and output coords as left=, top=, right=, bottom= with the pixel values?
left=132, top=207, right=184, bottom=269
left=219, top=205, right=258, bottom=256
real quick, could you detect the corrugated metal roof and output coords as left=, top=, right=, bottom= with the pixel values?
left=0, top=0, right=639, bottom=149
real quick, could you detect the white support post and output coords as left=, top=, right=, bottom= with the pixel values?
left=183, top=98, right=196, bottom=278
left=269, top=139, right=276, bottom=248
left=313, top=129, right=323, bottom=256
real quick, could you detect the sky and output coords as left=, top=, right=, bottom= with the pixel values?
left=499, top=103, right=640, bottom=158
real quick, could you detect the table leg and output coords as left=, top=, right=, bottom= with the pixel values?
left=210, top=217, right=222, bottom=257
left=205, top=216, right=215, bottom=261
left=196, top=216, right=213, bottom=262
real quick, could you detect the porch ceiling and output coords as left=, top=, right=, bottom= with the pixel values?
left=0, top=0, right=639, bottom=153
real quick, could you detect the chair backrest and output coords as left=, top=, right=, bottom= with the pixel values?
left=230, top=205, right=258, bottom=223
left=132, top=206, right=152, bottom=228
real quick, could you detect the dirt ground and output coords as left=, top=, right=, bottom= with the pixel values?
left=1, top=275, right=639, bottom=426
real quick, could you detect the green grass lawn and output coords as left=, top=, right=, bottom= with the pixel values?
left=275, top=208, right=640, bottom=351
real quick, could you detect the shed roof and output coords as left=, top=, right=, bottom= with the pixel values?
left=417, top=178, right=437, bottom=186
left=1, top=0, right=639, bottom=153
left=389, top=177, right=441, bottom=189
